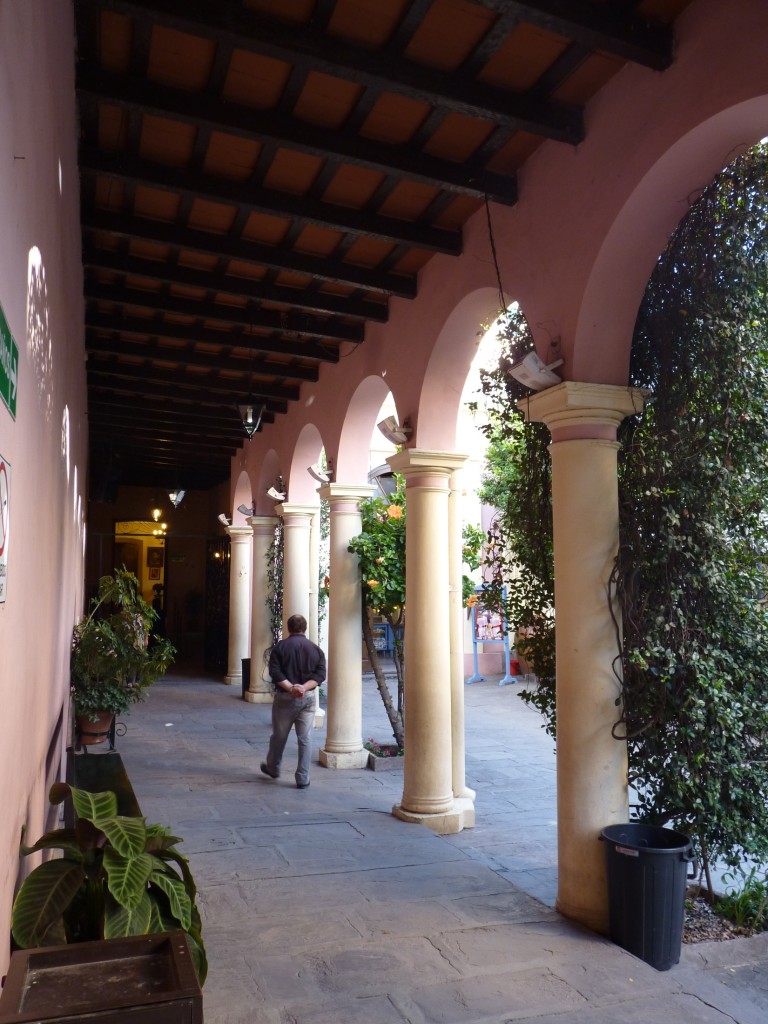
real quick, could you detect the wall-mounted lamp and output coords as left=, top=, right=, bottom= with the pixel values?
left=168, top=489, right=185, bottom=508
left=267, top=486, right=285, bottom=501
left=377, top=415, right=412, bottom=445
left=217, top=513, right=231, bottom=526
left=307, top=462, right=332, bottom=484
left=237, top=400, right=266, bottom=439
left=508, top=353, right=564, bottom=392
left=151, top=507, right=162, bottom=522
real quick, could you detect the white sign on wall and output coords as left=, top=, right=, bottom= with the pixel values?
left=0, top=453, right=10, bottom=603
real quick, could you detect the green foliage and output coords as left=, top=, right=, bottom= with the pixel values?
left=616, top=142, right=768, bottom=875
left=265, top=504, right=284, bottom=649
left=461, top=524, right=485, bottom=603
left=715, top=866, right=768, bottom=933
left=71, top=570, right=175, bottom=721
left=12, top=784, right=207, bottom=984
left=475, top=306, right=556, bottom=731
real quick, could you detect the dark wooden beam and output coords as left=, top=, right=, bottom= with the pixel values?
left=77, top=0, right=583, bottom=142
left=76, top=67, right=517, bottom=206
left=85, top=331, right=320, bottom=381
left=85, top=309, right=341, bottom=364
left=84, top=279, right=365, bottom=344
left=82, top=210, right=417, bottom=299
left=83, top=245, right=390, bottom=323
left=87, top=360, right=298, bottom=403
left=80, top=147, right=462, bottom=256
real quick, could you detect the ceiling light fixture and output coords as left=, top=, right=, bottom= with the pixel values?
left=168, top=489, right=185, bottom=508
left=237, top=400, right=266, bottom=439
left=377, top=415, right=412, bottom=445
left=508, top=353, right=564, bottom=392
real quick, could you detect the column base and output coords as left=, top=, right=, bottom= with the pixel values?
left=392, top=796, right=475, bottom=835
left=455, top=785, right=476, bottom=801
left=319, top=748, right=368, bottom=769
left=556, top=894, right=608, bottom=937
left=223, top=674, right=241, bottom=687
left=243, top=690, right=273, bottom=704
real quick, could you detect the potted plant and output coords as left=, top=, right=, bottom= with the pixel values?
left=11, top=784, right=207, bottom=984
left=71, top=569, right=175, bottom=743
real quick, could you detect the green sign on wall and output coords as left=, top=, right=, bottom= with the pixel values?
left=0, top=303, right=19, bottom=419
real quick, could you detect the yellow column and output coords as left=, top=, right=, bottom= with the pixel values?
left=244, top=516, right=277, bottom=703
left=449, top=464, right=475, bottom=803
left=319, top=484, right=376, bottom=769
left=276, top=503, right=315, bottom=626
left=389, top=449, right=474, bottom=834
left=522, top=381, right=645, bottom=934
left=224, top=526, right=252, bottom=687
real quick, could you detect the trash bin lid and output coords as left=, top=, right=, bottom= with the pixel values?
left=600, top=823, right=691, bottom=853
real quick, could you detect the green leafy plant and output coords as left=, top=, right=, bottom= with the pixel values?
left=364, top=738, right=404, bottom=758
left=714, top=866, right=768, bottom=934
left=11, top=784, right=207, bottom=984
left=71, top=569, right=175, bottom=721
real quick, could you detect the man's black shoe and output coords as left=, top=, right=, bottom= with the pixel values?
left=296, top=781, right=310, bottom=789
left=260, top=763, right=279, bottom=779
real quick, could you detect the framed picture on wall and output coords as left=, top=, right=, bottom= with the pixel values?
left=148, top=567, right=161, bottom=580
left=147, top=547, right=164, bottom=568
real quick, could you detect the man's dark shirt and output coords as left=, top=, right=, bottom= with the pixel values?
left=268, top=633, right=326, bottom=687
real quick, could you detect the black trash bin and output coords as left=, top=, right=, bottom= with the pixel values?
left=241, top=657, right=251, bottom=699
left=600, top=823, right=694, bottom=971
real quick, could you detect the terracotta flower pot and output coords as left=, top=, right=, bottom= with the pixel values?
left=75, top=710, right=115, bottom=748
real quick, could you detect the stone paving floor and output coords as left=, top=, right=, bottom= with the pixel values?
left=110, top=668, right=768, bottom=1024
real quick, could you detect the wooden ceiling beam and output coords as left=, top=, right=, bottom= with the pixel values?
left=84, top=279, right=365, bottom=344
left=85, top=331, right=320, bottom=381
left=85, top=309, right=341, bottom=364
left=83, top=245, right=389, bottom=323
left=76, top=67, right=517, bottom=206
left=82, top=210, right=417, bottom=299
left=77, top=0, right=582, bottom=142
left=81, top=148, right=462, bottom=256
left=87, top=360, right=298, bottom=403
left=88, top=390, right=276, bottom=426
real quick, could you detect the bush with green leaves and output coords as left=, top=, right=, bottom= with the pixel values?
left=71, top=569, right=175, bottom=721
left=12, top=784, right=206, bottom=984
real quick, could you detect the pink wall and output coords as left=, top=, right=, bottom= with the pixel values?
left=0, top=0, right=87, bottom=973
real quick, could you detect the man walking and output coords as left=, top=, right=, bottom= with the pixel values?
left=261, top=614, right=326, bottom=789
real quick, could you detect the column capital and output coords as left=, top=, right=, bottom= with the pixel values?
left=275, top=502, right=317, bottom=521
left=246, top=515, right=278, bottom=535
left=519, top=382, right=646, bottom=442
left=388, top=449, right=469, bottom=480
left=318, top=483, right=377, bottom=504
left=226, top=525, right=253, bottom=540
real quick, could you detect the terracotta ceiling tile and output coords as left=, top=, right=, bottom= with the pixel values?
left=140, top=115, right=197, bottom=166
left=361, top=93, right=431, bottom=145
left=177, top=251, right=218, bottom=271
left=98, top=105, right=129, bottom=150
left=203, top=133, right=261, bottom=183
left=377, top=180, right=440, bottom=221
left=147, top=26, right=216, bottom=91
left=225, top=261, right=268, bottom=281
left=276, top=271, right=316, bottom=289
left=187, top=199, right=238, bottom=234
left=263, top=149, right=325, bottom=195
left=343, top=237, right=396, bottom=268
left=422, top=112, right=495, bottom=161
left=94, top=177, right=125, bottom=212
left=293, top=71, right=363, bottom=129
left=134, top=186, right=182, bottom=222
left=130, top=241, right=170, bottom=262
left=242, top=0, right=314, bottom=22
left=240, top=211, right=291, bottom=246
left=552, top=53, right=624, bottom=106
left=294, top=225, right=345, bottom=257
left=318, top=282, right=354, bottom=298
left=404, top=0, right=494, bottom=72
left=223, top=51, right=291, bottom=109
left=433, top=195, right=482, bottom=230
left=125, top=276, right=161, bottom=294
left=322, top=165, right=386, bottom=208
left=211, top=293, right=246, bottom=309
left=389, top=249, right=431, bottom=275
left=327, top=0, right=411, bottom=47
left=479, top=23, right=570, bottom=91
left=99, top=12, right=132, bottom=73
left=169, top=285, right=206, bottom=302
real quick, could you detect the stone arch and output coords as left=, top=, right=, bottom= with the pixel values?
left=575, top=97, right=768, bottom=386
left=336, top=374, right=396, bottom=482
left=232, top=468, right=253, bottom=525
left=254, top=449, right=283, bottom=513
left=416, top=287, right=511, bottom=451
left=287, top=423, right=325, bottom=504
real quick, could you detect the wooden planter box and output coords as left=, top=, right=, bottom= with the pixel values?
left=0, top=932, right=202, bottom=1024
